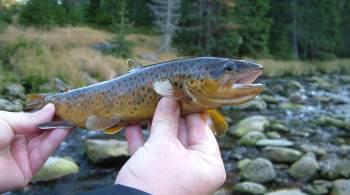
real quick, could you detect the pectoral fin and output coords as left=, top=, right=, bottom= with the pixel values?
left=206, top=109, right=228, bottom=136
left=153, top=78, right=190, bottom=100
left=86, top=115, right=120, bottom=131
left=103, top=124, right=125, bottom=134
left=38, top=120, right=75, bottom=130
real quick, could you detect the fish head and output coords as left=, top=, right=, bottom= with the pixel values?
left=186, top=58, right=264, bottom=106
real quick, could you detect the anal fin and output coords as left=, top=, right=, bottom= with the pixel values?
left=206, top=109, right=228, bottom=137
left=103, top=124, right=125, bottom=134
left=38, top=120, right=75, bottom=130
left=86, top=115, right=120, bottom=131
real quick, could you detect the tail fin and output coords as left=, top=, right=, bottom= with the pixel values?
left=24, top=93, right=51, bottom=112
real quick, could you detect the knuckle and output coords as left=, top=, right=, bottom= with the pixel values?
left=153, top=117, right=176, bottom=129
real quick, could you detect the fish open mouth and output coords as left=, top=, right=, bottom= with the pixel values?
left=233, top=68, right=264, bottom=88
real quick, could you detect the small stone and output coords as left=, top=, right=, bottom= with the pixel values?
left=230, top=115, right=270, bottom=137
left=232, top=98, right=267, bottom=111
left=280, top=102, right=305, bottom=111
left=320, top=157, right=340, bottom=180
left=315, top=115, right=350, bottom=131
left=260, top=95, right=279, bottom=104
left=266, top=188, right=308, bottom=195
left=239, top=131, right=266, bottom=146
left=331, top=179, right=350, bottom=195
left=311, top=76, right=336, bottom=91
left=3, top=83, right=25, bottom=99
left=32, top=157, right=79, bottom=182
left=288, top=80, right=304, bottom=90
left=266, top=131, right=281, bottom=139
left=288, top=153, right=319, bottom=181
left=234, top=182, right=266, bottom=195
left=335, top=160, right=350, bottom=178
left=314, top=95, right=333, bottom=104
left=299, top=144, right=327, bottom=156
left=289, top=93, right=305, bottom=104
left=238, top=159, right=252, bottom=170
left=214, top=188, right=231, bottom=195
left=256, top=139, right=294, bottom=147
left=84, top=139, right=129, bottom=165
left=263, top=147, right=302, bottom=163
left=0, top=98, right=23, bottom=112
left=304, top=184, right=328, bottom=195
left=241, top=158, right=276, bottom=183
left=268, top=123, right=290, bottom=132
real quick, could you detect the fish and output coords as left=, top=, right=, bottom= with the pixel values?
left=25, top=57, right=264, bottom=136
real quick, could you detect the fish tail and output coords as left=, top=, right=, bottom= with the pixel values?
left=24, top=93, right=51, bottom=111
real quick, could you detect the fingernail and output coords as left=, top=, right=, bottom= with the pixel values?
left=160, top=98, right=178, bottom=114
left=40, top=104, right=54, bottom=113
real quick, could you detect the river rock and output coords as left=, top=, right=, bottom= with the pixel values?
left=315, top=115, right=350, bottom=131
left=288, top=80, right=304, bottom=90
left=299, top=144, right=327, bottom=156
left=267, top=123, right=290, bottom=132
left=266, top=188, right=308, bottom=195
left=266, top=131, right=281, bottom=139
left=304, top=184, right=329, bottom=195
left=232, top=98, right=267, bottom=111
left=320, top=156, right=340, bottom=180
left=288, top=153, right=319, bottom=181
left=335, top=160, right=350, bottom=178
left=3, top=83, right=25, bottom=99
left=230, top=116, right=270, bottom=137
left=280, top=102, right=305, bottom=111
left=263, top=147, right=302, bottom=163
left=311, top=76, right=336, bottom=91
left=260, top=95, right=279, bottom=104
left=289, top=93, right=305, bottom=104
left=331, top=179, right=350, bottom=195
left=84, top=139, right=129, bottom=165
left=32, top=157, right=79, bottom=182
left=233, top=182, right=266, bottom=195
left=0, top=98, right=23, bottom=111
left=256, top=139, right=294, bottom=147
left=241, top=158, right=276, bottom=183
left=239, top=131, right=266, bottom=146
left=238, top=159, right=252, bottom=170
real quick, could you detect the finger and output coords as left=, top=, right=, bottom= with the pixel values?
left=125, top=125, right=145, bottom=155
left=178, top=117, right=188, bottom=147
left=186, top=113, right=218, bottom=148
left=149, top=97, right=180, bottom=141
left=0, top=104, right=55, bottom=135
left=29, top=128, right=71, bottom=174
left=0, top=117, right=14, bottom=149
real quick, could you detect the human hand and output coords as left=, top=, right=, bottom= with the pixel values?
left=115, top=98, right=226, bottom=195
left=0, top=104, right=71, bottom=192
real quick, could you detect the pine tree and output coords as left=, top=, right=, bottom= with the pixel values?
left=234, top=0, right=272, bottom=57
left=85, top=0, right=101, bottom=25
left=149, top=0, right=182, bottom=53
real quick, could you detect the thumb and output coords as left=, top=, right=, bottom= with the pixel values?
left=0, top=104, right=55, bottom=135
left=149, top=97, right=180, bottom=142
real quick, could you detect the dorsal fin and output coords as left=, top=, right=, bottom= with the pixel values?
left=127, top=59, right=143, bottom=72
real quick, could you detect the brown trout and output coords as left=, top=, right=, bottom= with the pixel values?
left=26, top=57, right=264, bottom=136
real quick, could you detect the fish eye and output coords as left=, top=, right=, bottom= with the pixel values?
left=223, top=62, right=236, bottom=73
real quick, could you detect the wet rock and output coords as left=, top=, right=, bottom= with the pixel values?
left=314, top=95, right=333, bottom=104
left=311, top=76, right=336, bottom=91
left=214, top=188, right=231, bottom=195
left=84, top=139, right=129, bottom=165
left=304, top=184, right=328, bottom=195
left=288, top=153, right=318, bottom=181
left=320, top=156, right=340, bottom=180
left=91, top=42, right=118, bottom=53
left=232, top=98, right=267, bottom=111
left=340, top=75, right=350, bottom=84
left=238, top=159, right=252, bottom=170
left=289, top=93, right=305, bottom=104
left=233, top=182, right=266, bottom=195
left=0, top=98, right=23, bottom=111
left=263, top=147, right=302, bottom=163
left=335, top=160, right=350, bottom=178
left=241, top=158, right=276, bottom=183
left=3, top=83, right=25, bottom=99
left=230, top=116, right=270, bottom=137
left=266, top=131, right=281, bottom=139
left=32, top=157, right=79, bottom=182
left=266, top=188, right=307, bottom=195
left=315, top=115, right=350, bottom=131
left=260, top=95, right=279, bottom=104
left=280, top=102, right=305, bottom=111
left=299, top=144, right=327, bottom=156
left=288, top=80, right=304, bottom=90
left=331, top=179, right=350, bottom=195
left=239, top=131, right=266, bottom=146
left=256, top=139, right=294, bottom=147
left=267, top=123, right=290, bottom=132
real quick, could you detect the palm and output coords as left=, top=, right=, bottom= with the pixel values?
left=0, top=104, right=70, bottom=192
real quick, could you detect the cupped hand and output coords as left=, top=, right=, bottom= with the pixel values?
left=116, top=98, right=226, bottom=195
left=0, top=104, right=71, bottom=192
